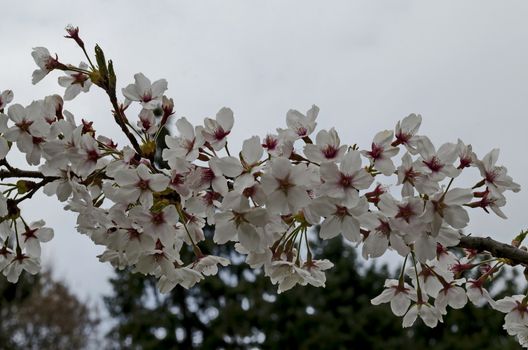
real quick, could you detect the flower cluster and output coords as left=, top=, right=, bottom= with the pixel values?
left=0, top=26, right=527, bottom=347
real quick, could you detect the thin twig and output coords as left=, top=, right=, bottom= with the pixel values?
left=108, top=96, right=142, bottom=156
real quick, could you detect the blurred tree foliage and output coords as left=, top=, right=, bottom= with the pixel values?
left=104, top=233, right=523, bottom=350
left=0, top=269, right=100, bottom=350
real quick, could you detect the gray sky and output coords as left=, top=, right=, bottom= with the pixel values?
left=1, top=1, right=528, bottom=302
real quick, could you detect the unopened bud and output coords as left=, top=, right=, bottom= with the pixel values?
left=16, top=180, right=37, bottom=195
left=140, top=140, right=157, bottom=159
left=160, top=96, right=174, bottom=127
left=65, top=25, right=85, bottom=48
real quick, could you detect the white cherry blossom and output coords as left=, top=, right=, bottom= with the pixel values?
left=58, top=62, right=92, bottom=100
left=371, top=279, right=416, bottom=316
left=260, top=157, right=312, bottom=215
left=3, top=253, right=40, bottom=283
left=422, top=187, right=473, bottom=234
left=111, top=163, right=169, bottom=208
left=19, top=220, right=54, bottom=258
left=163, top=117, right=204, bottom=163
left=393, top=113, right=422, bottom=154
left=31, top=47, right=62, bottom=84
left=361, top=130, right=399, bottom=176
left=319, top=150, right=373, bottom=207
left=416, top=136, right=460, bottom=182
left=201, top=107, right=234, bottom=151
left=402, top=301, right=443, bottom=328
left=192, top=255, right=230, bottom=276
left=477, top=148, right=521, bottom=195
left=0, top=89, right=14, bottom=110
left=434, top=279, right=468, bottom=314
left=303, top=127, right=347, bottom=163
left=278, top=105, right=318, bottom=141
left=122, top=73, right=168, bottom=109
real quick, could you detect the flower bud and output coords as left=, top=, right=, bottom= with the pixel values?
left=65, top=25, right=85, bottom=48
left=16, top=180, right=37, bottom=195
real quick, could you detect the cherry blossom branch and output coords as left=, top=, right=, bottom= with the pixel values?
left=0, top=169, right=47, bottom=179
left=14, top=177, right=57, bottom=204
left=89, top=45, right=143, bottom=156
left=2, top=25, right=527, bottom=348
left=458, top=235, right=528, bottom=265
left=0, top=160, right=46, bottom=179
left=108, top=95, right=142, bottom=157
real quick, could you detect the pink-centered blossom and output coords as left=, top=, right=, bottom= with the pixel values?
left=58, top=62, right=92, bottom=100
left=393, top=113, right=422, bottom=154
left=371, top=279, right=417, bottom=316
left=201, top=107, right=234, bottom=151
left=260, top=157, right=312, bottom=215
left=304, top=127, right=347, bottom=163
left=319, top=150, right=373, bottom=207
left=122, top=73, right=168, bottom=109
left=111, top=163, right=169, bottom=208
left=361, top=130, right=399, bottom=176
left=163, top=117, right=204, bottom=163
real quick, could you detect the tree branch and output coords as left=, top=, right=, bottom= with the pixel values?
left=107, top=95, right=143, bottom=156
left=0, top=169, right=47, bottom=179
left=458, top=235, right=528, bottom=266
left=15, top=177, right=57, bottom=204
left=0, top=160, right=47, bottom=179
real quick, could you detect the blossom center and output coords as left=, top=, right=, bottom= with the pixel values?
left=151, top=212, right=165, bottom=225
left=368, top=143, right=383, bottom=160
left=395, top=203, right=416, bottom=223
left=277, top=177, right=294, bottom=193
left=262, top=135, right=278, bottom=151
left=16, top=119, right=33, bottom=133
left=423, top=156, right=443, bottom=172
left=22, top=228, right=38, bottom=242
left=214, top=127, right=230, bottom=141
left=322, top=145, right=338, bottom=159
left=137, top=178, right=150, bottom=191
left=334, top=205, right=349, bottom=218
left=141, top=90, right=153, bottom=103
left=395, top=131, right=410, bottom=144
left=86, top=149, right=100, bottom=162
left=376, top=220, right=391, bottom=236
left=296, top=127, right=308, bottom=137
left=339, top=173, right=354, bottom=188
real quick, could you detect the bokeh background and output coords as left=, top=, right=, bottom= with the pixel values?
left=1, top=1, right=528, bottom=348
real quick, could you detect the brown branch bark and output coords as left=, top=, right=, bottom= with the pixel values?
left=108, top=95, right=142, bottom=157
left=458, top=235, right=528, bottom=266
left=0, top=160, right=48, bottom=179
left=0, top=169, right=47, bottom=179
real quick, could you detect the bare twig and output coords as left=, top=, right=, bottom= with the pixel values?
left=107, top=95, right=142, bottom=156
left=0, top=169, right=47, bottom=179
left=0, top=159, right=47, bottom=179
left=458, top=235, right=528, bottom=266
left=15, top=177, right=57, bottom=204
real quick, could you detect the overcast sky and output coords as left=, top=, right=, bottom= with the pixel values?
left=1, top=1, right=528, bottom=303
